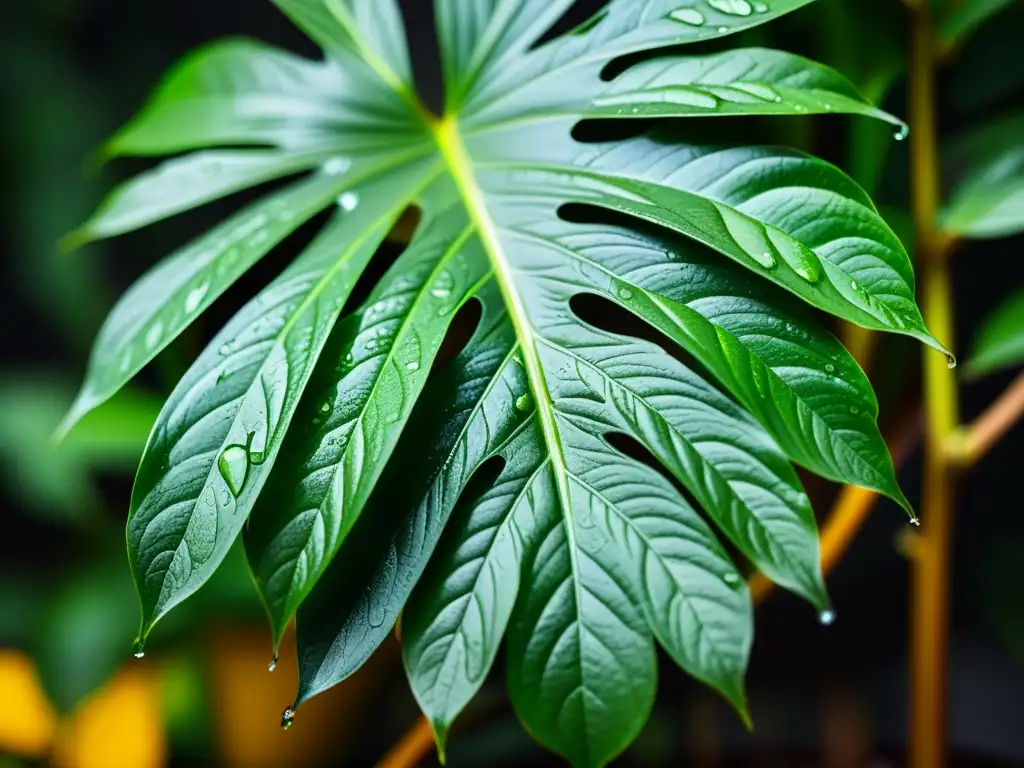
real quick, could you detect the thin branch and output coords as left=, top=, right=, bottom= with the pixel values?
left=950, top=371, right=1024, bottom=465
left=376, top=716, right=434, bottom=768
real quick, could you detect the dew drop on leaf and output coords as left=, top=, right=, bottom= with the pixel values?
left=825, top=363, right=835, bottom=374
left=185, top=282, right=210, bottom=314
left=754, top=251, right=777, bottom=269
left=406, top=361, right=420, bottom=372
left=724, top=572, right=741, bottom=587
left=280, top=707, right=295, bottom=730
left=218, top=444, right=250, bottom=497
left=668, top=8, right=705, bottom=25
left=132, top=638, right=145, bottom=659
left=893, top=124, right=909, bottom=141
left=818, top=609, right=837, bottom=626
left=910, top=516, right=921, bottom=526
left=516, top=393, right=534, bottom=413
left=268, top=653, right=278, bottom=672
left=717, top=25, right=728, bottom=33
left=220, top=343, right=232, bottom=356
left=708, top=0, right=752, bottom=16
left=337, top=191, right=360, bottom=211
left=753, top=1, right=768, bottom=11
left=145, top=321, right=164, bottom=350
left=945, top=353, right=957, bottom=370
left=322, top=156, right=352, bottom=176
left=617, top=286, right=634, bottom=300
left=849, top=405, right=860, bottom=415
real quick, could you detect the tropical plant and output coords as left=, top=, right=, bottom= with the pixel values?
left=60, top=0, right=957, bottom=765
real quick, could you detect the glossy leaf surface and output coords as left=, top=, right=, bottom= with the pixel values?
left=966, top=289, right=1024, bottom=377
left=65, top=2, right=942, bottom=765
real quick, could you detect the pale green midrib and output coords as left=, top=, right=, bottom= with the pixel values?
left=434, top=118, right=592, bottom=730
left=138, top=160, right=444, bottom=639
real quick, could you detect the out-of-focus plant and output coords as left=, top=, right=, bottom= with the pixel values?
left=58, top=1, right=966, bottom=765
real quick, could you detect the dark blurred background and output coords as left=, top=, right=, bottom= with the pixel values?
left=1, top=0, right=1023, bottom=766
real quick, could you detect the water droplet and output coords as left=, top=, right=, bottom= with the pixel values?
left=268, top=653, right=278, bottom=673
left=248, top=229, right=270, bottom=247
left=724, top=572, right=741, bottom=586
left=218, top=444, right=250, bottom=497
left=430, top=273, right=453, bottom=300
left=818, top=609, right=837, bottom=626
left=279, top=209, right=295, bottom=222
left=850, top=280, right=859, bottom=291
left=319, top=402, right=331, bottom=414
left=132, top=638, right=145, bottom=659
left=794, top=104, right=807, bottom=112
left=753, top=1, right=768, bottom=11
left=322, top=156, right=352, bottom=176
left=910, top=516, right=921, bottom=526
left=717, top=25, right=728, bottom=33
left=220, top=343, right=232, bottom=356
left=516, top=393, right=534, bottom=413
left=405, top=361, right=420, bottom=372
left=668, top=8, right=705, bottom=25
left=825, top=363, right=835, bottom=374
left=849, top=405, right=860, bottom=415
left=893, top=123, right=909, bottom=141
left=280, top=707, right=295, bottom=730
left=185, top=281, right=210, bottom=314
left=945, top=353, right=957, bottom=370
left=337, top=191, right=359, bottom=212
left=754, top=250, right=777, bottom=269
left=824, top=103, right=833, bottom=111
left=773, top=94, right=782, bottom=103
left=145, top=321, right=164, bottom=350
left=617, top=286, right=634, bottom=300
left=708, top=0, right=752, bottom=16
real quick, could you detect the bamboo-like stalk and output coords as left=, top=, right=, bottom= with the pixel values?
left=907, top=0, right=960, bottom=764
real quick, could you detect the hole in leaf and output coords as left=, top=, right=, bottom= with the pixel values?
left=431, top=297, right=484, bottom=375
left=568, top=292, right=712, bottom=382
left=338, top=206, right=422, bottom=319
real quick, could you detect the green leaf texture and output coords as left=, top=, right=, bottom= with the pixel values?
left=65, top=1, right=945, bottom=765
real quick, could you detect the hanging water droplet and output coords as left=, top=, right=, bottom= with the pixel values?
left=280, top=707, right=295, bottom=730
left=322, top=156, right=352, bottom=176
left=708, top=0, right=752, bottom=16
left=825, top=363, right=835, bottom=374
left=218, top=444, right=250, bottom=497
left=668, top=8, right=705, bottom=25
left=754, top=250, right=777, bottom=269
left=132, top=638, right=146, bottom=659
left=945, top=353, right=957, bottom=370
left=516, top=392, right=534, bottom=413
left=617, top=286, right=634, bottom=300
left=405, top=361, right=420, bottom=372
left=893, top=123, right=909, bottom=141
left=909, top=516, right=921, bottom=527
left=337, top=191, right=359, bottom=212
left=268, top=653, right=279, bottom=673
left=818, top=609, right=837, bottom=626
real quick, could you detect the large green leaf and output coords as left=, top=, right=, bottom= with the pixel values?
left=934, top=0, right=1017, bottom=46
left=66, top=2, right=945, bottom=765
left=940, top=113, right=1024, bottom=240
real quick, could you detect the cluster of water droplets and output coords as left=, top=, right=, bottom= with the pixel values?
left=667, top=0, right=770, bottom=29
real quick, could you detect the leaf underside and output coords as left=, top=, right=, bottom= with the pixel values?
left=66, top=1, right=946, bottom=766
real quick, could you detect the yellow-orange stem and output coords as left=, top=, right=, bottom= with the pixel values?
left=376, top=716, right=435, bottom=768
left=954, top=372, right=1024, bottom=465
left=908, top=1, right=959, bottom=764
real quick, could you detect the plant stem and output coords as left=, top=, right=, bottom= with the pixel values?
left=950, top=372, right=1024, bottom=465
left=376, top=717, right=434, bottom=768
left=907, top=1, right=959, bottom=764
